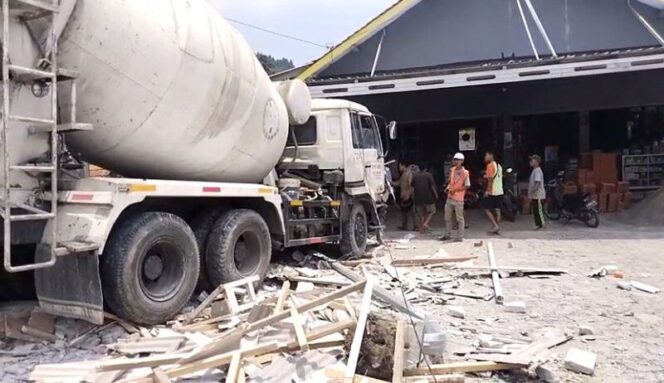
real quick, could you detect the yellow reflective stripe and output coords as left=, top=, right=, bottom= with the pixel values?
left=258, top=187, right=275, bottom=195
left=290, top=200, right=303, bottom=207
left=129, top=184, right=157, bottom=193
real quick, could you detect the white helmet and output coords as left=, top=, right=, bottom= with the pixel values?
left=453, top=152, right=465, bottom=160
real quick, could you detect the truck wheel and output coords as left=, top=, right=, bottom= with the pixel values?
left=189, top=209, right=224, bottom=292
left=206, top=209, right=271, bottom=288
left=340, top=203, right=368, bottom=258
left=101, top=212, right=199, bottom=325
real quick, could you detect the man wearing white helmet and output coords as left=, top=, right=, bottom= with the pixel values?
left=441, top=153, right=471, bottom=242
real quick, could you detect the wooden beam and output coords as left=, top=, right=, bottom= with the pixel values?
left=151, top=368, right=170, bottom=383
left=246, top=280, right=366, bottom=333
left=332, top=263, right=421, bottom=319
left=345, top=279, right=375, bottom=383
left=391, top=256, right=478, bottom=267
left=288, top=276, right=351, bottom=286
left=275, top=280, right=291, bottom=314
left=183, top=283, right=226, bottom=325
left=392, top=320, right=406, bottom=383
left=403, top=375, right=465, bottom=383
left=404, top=361, right=524, bottom=376
left=453, top=265, right=567, bottom=274
left=166, top=342, right=278, bottom=378
left=290, top=307, right=310, bottom=351
left=225, top=351, right=243, bottom=383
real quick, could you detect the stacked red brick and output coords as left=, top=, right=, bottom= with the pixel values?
left=577, top=153, right=630, bottom=213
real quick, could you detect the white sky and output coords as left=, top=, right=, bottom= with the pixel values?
left=211, top=0, right=395, bottom=65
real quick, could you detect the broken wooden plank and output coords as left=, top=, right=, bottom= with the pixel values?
left=391, top=256, right=478, bottom=267
left=104, top=312, right=140, bottom=333
left=225, top=351, right=243, bottom=383
left=345, top=279, right=375, bottom=383
left=109, top=338, right=185, bottom=354
left=224, top=275, right=260, bottom=314
left=246, top=280, right=366, bottom=333
left=288, top=275, right=351, bottom=287
left=290, top=307, right=310, bottom=351
left=326, top=368, right=390, bottom=383
left=166, top=342, right=278, bottom=378
left=471, top=335, right=571, bottom=365
left=151, top=367, right=170, bottom=383
left=331, top=263, right=421, bottom=319
left=453, top=265, right=567, bottom=274
left=392, top=320, right=406, bottom=383
left=183, top=284, right=227, bottom=325
left=404, top=361, right=524, bottom=376
left=275, top=280, right=291, bottom=314
left=21, top=325, right=58, bottom=342
left=403, top=375, right=465, bottom=383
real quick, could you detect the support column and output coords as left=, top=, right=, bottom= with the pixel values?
left=579, top=111, right=590, bottom=153
left=502, top=115, right=514, bottom=168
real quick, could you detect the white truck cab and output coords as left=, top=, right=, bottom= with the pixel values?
left=283, top=99, right=391, bottom=203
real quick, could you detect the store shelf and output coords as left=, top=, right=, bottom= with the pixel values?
left=623, top=154, right=664, bottom=191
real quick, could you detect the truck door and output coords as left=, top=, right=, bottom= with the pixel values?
left=346, top=112, right=385, bottom=198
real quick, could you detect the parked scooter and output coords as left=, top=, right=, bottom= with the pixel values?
left=545, top=171, right=600, bottom=228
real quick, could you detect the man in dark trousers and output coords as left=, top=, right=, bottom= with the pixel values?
left=528, top=154, right=547, bottom=230
left=411, top=163, right=438, bottom=232
left=395, top=160, right=416, bottom=231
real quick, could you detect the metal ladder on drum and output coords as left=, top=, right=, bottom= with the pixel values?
left=1, top=0, right=89, bottom=272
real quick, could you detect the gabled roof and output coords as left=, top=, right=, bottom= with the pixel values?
left=296, top=0, right=422, bottom=81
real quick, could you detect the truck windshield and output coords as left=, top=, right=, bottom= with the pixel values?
left=351, top=113, right=383, bottom=156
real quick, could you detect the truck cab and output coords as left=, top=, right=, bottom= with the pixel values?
left=277, top=98, right=394, bottom=257
left=282, top=99, right=391, bottom=203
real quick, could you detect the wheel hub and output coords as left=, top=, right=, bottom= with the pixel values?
left=143, top=254, right=164, bottom=280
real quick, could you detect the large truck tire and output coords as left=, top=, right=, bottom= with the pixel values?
left=340, top=203, right=368, bottom=258
left=101, top=212, right=199, bottom=325
left=206, top=209, right=271, bottom=288
left=189, top=209, right=225, bottom=292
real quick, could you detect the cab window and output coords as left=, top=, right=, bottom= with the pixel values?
left=350, top=112, right=383, bottom=156
left=287, top=116, right=317, bottom=146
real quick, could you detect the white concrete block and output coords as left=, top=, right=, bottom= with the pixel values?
left=564, top=348, right=596, bottom=375
left=536, top=364, right=558, bottom=383
left=447, top=305, right=465, bottom=319
left=504, top=301, right=526, bottom=313
left=617, top=282, right=632, bottom=291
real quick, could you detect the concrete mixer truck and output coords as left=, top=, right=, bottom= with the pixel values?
left=0, top=0, right=396, bottom=325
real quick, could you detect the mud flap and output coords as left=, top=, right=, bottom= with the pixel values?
left=34, top=245, right=104, bottom=325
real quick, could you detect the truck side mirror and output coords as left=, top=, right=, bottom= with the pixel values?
left=388, top=121, right=397, bottom=140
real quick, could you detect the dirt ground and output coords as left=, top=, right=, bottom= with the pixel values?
left=382, top=207, right=664, bottom=383
left=0, top=206, right=662, bottom=382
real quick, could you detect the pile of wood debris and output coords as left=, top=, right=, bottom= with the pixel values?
left=17, top=242, right=579, bottom=382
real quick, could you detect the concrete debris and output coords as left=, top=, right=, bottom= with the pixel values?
left=447, top=305, right=466, bottom=319
left=564, top=347, right=597, bottom=375
left=504, top=301, right=527, bottom=313
left=579, top=325, right=594, bottom=336
left=630, top=281, right=660, bottom=294
left=617, top=281, right=633, bottom=290
left=535, top=364, right=559, bottom=382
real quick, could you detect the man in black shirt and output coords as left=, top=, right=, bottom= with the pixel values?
left=411, top=164, right=438, bottom=232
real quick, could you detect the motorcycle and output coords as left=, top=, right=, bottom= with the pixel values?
left=545, top=171, right=600, bottom=228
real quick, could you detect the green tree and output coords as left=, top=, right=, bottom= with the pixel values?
left=257, top=53, right=294, bottom=75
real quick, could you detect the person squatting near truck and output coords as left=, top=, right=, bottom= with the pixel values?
left=440, top=153, right=471, bottom=242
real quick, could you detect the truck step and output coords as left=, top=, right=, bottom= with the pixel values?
left=10, top=164, right=56, bottom=172
left=29, top=122, right=93, bottom=135
left=55, top=241, right=99, bottom=256
left=8, top=64, right=80, bottom=82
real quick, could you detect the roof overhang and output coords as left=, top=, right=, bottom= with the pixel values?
left=309, top=50, right=664, bottom=98
left=296, top=0, right=422, bottom=81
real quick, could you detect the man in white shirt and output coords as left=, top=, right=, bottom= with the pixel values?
left=528, top=154, right=546, bottom=230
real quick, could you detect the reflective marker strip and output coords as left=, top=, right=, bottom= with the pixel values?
left=129, top=184, right=157, bottom=192
left=331, top=200, right=341, bottom=207
left=71, top=193, right=94, bottom=201
left=258, top=187, right=275, bottom=195
left=203, top=186, right=221, bottom=193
